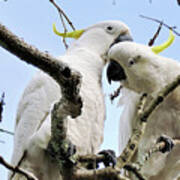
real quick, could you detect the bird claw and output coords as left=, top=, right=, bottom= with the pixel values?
left=98, top=149, right=117, bottom=168
left=156, top=135, right=174, bottom=153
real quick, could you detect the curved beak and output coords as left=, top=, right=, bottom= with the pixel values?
left=107, top=34, right=133, bottom=84
left=107, top=60, right=126, bottom=84
left=110, top=34, right=133, bottom=48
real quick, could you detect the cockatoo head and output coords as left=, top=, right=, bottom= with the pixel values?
left=107, top=30, right=175, bottom=94
left=107, top=42, right=159, bottom=93
left=53, top=20, right=133, bottom=58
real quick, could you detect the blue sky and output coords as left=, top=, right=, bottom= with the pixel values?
left=0, top=0, right=180, bottom=179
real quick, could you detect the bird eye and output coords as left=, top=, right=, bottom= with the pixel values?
left=128, top=58, right=135, bottom=67
left=107, top=26, right=113, bottom=31
left=106, top=26, right=115, bottom=34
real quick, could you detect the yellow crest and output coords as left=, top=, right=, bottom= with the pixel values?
left=53, top=23, right=85, bottom=39
left=151, top=30, right=175, bottom=54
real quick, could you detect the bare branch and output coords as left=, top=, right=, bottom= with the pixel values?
left=49, top=0, right=76, bottom=31
left=140, top=15, right=180, bottom=36
left=0, top=128, right=14, bottom=135
left=49, top=0, right=69, bottom=49
left=0, top=155, right=37, bottom=180
left=148, top=22, right=163, bottom=46
left=116, top=75, right=180, bottom=169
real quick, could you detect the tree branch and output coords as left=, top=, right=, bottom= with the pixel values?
left=49, top=0, right=70, bottom=49
left=148, top=22, right=162, bottom=46
left=140, top=15, right=180, bottom=36
left=0, top=155, right=37, bottom=180
left=74, top=167, right=130, bottom=180
left=0, top=128, right=14, bottom=135
left=49, top=0, right=76, bottom=31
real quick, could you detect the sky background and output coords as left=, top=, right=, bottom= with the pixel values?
left=0, top=0, right=180, bottom=179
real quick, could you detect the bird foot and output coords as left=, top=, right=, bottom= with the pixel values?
left=98, top=149, right=117, bottom=168
left=156, top=135, right=174, bottom=153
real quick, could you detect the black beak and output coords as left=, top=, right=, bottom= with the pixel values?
left=107, top=59, right=126, bottom=84
left=110, top=34, right=133, bottom=48
left=107, top=34, right=133, bottom=84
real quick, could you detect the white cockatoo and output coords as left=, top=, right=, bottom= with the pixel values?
left=107, top=31, right=180, bottom=180
left=10, top=20, right=133, bottom=180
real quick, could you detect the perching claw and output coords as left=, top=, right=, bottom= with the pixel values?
left=151, top=30, right=175, bottom=54
left=53, top=23, right=85, bottom=39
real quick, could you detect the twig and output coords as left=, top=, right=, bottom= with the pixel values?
left=110, top=85, right=123, bottom=102
left=116, top=75, right=180, bottom=169
left=59, top=13, right=69, bottom=49
left=0, top=92, right=5, bottom=122
left=148, top=22, right=163, bottom=46
left=0, top=128, right=14, bottom=135
left=140, top=15, right=180, bottom=36
left=49, top=0, right=69, bottom=49
left=49, top=0, right=75, bottom=31
left=0, top=155, right=37, bottom=180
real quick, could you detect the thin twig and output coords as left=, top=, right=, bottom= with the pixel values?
left=59, top=13, right=69, bottom=49
left=50, top=0, right=69, bottom=49
left=148, top=22, right=163, bottom=46
left=0, top=155, right=37, bottom=180
left=140, top=15, right=180, bottom=36
left=110, top=85, right=123, bottom=102
left=0, top=92, right=5, bottom=122
left=49, top=0, right=75, bottom=31
left=0, top=128, right=14, bottom=135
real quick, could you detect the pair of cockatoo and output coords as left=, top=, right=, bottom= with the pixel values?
left=107, top=31, right=180, bottom=179
left=10, top=20, right=133, bottom=180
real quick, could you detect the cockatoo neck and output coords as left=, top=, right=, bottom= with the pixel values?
left=63, top=47, right=105, bottom=82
